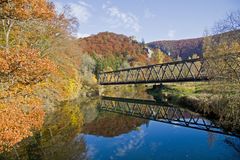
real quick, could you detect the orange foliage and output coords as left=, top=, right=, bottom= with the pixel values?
left=78, top=32, right=149, bottom=64
left=0, top=48, right=56, bottom=152
left=0, top=97, right=45, bottom=152
left=0, top=48, right=56, bottom=85
left=0, top=0, right=78, bottom=154
left=0, top=0, right=55, bottom=20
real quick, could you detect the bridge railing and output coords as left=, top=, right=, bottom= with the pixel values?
left=98, top=53, right=240, bottom=85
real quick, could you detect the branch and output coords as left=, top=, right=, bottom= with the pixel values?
left=2, top=19, right=6, bottom=34
left=0, top=45, right=5, bottom=49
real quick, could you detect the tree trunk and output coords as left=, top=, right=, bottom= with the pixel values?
left=3, top=19, right=14, bottom=53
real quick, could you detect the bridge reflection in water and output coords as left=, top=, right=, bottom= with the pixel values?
left=98, top=96, right=239, bottom=137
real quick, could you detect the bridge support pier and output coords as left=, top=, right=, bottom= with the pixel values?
left=152, top=83, right=164, bottom=90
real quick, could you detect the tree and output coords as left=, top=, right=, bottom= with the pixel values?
left=120, top=60, right=130, bottom=69
left=203, top=10, right=240, bottom=130
left=213, top=10, right=240, bottom=34
left=191, top=53, right=199, bottom=59
left=203, top=10, right=240, bottom=80
left=0, top=1, right=83, bottom=153
left=0, top=0, right=55, bottom=51
left=204, top=10, right=240, bottom=58
left=0, top=48, right=56, bottom=85
left=152, top=48, right=166, bottom=63
left=141, top=38, right=145, bottom=53
left=0, top=48, right=56, bottom=153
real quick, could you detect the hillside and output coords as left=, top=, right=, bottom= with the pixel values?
left=147, top=30, right=240, bottom=60
left=148, top=37, right=203, bottom=60
left=78, top=32, right=148, bottom=64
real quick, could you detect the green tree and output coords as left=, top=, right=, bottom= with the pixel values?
left=152, top=48, right=167, bottom=63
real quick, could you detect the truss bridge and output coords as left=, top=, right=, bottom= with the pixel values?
left=98, top=54, right=240, bottom=85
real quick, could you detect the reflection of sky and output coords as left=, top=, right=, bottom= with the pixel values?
left=114, top=129, right=145, bottom=158
left=81, top=128, right=146, bottom=160
left=80, top=121, right=240, bottom=160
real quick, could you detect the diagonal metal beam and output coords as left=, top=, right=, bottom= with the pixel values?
left=99, top=54, right=240, bottom=85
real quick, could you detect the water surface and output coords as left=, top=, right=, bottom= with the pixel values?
left=1, top=96, right=240, bottom=160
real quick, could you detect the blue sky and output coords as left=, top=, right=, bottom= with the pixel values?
left=52, top=0, right=240, bottom=42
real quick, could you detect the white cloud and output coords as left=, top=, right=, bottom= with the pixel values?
left=76, top=32, right=90, bottom=38
left=144, top=9, right=155, bottom=19
left=103, top=4, right=140, bottom=32
left=77, top=1, right=92, bottom=8
left=70, top=2, right=91, bottom=24
left=54, top=0, right=91, bottom=24
left=168, top=29, right=176, bottom=39
left=102, top=1, right=111, bottom=9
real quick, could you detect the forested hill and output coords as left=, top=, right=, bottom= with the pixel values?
left=79, top=31, right=204, bottom=61
left=147, top=37, right=204, bottom=60
left=78, top=32, right=148, bottom=63
left=147, top=30, right=240, bottom=60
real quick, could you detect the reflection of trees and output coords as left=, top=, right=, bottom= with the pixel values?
left=79, top=98, right=99, bottom=124
left=207, top=132, right=216, bottom=148
left=102, top=86, right=153, bottom=100
left=82, top=112, right=148, bottom=137
left=1, top=101, right=88, bottom=160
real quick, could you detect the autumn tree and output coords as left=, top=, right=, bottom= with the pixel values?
left=0, top=0, right=60, bottom=152
left=0, top=48, right=56, bottom=152
left=13, top=6, right=79, bottom=57
left=0, top=0, right=55, bottom=51
left=204, top=10, right=240, bottom=57
left=203, top=10, right=240, bottom=130
left=151, top=48, right=166, bottom=63
left=203, top=10, right=240, bottom=80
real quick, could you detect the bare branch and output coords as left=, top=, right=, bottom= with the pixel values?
left=0, top=45, right=5, bottom=49
left=213, top=10, right=240, bottom=34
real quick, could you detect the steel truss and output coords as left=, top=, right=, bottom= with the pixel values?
left=98, top=54, right=240, bottom=85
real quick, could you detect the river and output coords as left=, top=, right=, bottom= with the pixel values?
left=1, top=91, right=240, bottom=160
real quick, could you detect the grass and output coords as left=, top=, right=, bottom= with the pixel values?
left=146, top=82, right=211, bottom=103
left=158, top=81, right=239, bottom=97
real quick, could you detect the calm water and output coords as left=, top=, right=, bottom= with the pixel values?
left=1, top=96, right=240, bottom=160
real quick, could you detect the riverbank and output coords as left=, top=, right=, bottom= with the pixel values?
left=146, top=82, right=240, bottom=133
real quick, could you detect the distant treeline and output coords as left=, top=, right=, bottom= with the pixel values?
left=147, top=30, right=240, bottom=60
